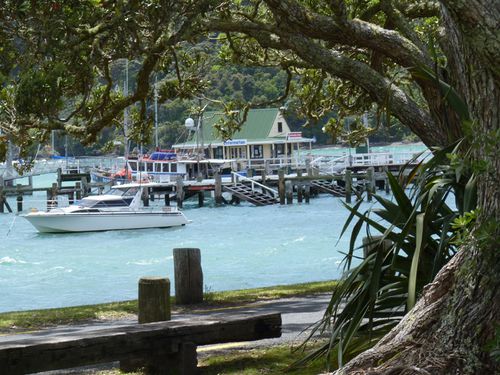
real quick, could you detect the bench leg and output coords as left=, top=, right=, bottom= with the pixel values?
left=120, top=342, right=198, bottom=375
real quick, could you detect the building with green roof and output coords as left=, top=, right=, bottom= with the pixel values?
left=173, top=108, right=313, bottom=162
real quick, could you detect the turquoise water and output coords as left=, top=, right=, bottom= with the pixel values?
left=1, top=144, right=421, bottom=313
left=0, top=179, right=379, bottom=313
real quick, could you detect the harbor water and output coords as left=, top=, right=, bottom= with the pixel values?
left=1, top=143, right=424, bottom=313
left=0, top=178, right=377, bottom=313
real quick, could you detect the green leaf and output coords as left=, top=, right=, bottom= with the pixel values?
left=408, top=213, right=425, bottom=310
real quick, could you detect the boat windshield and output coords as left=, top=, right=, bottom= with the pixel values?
left=79, top=198, right=133, bottom=208
left=107, top=187, right=140, bottom=197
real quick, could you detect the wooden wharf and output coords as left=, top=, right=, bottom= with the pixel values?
left=0, top=168, right=109, bottom=213
left=0, top=151, right=421, bottom=213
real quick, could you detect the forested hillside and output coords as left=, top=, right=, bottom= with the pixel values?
left=56, top=61, right=415, bottom=157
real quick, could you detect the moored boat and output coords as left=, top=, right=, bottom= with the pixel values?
left=23, top=183, right=190, bottom=233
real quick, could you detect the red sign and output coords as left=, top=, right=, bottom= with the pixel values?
left=287, top=132, right=302, bottom=140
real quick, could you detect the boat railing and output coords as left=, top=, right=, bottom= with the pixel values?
left=231, top=171, right=278, bottom=197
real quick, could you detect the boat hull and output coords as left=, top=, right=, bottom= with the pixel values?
left=24, top=211, right=190, bottom=233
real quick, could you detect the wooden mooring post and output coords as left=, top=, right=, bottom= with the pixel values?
left=366, top=167, right=374, bottom=202
left=16, top=184, right=23, bottom=212
left=345, top=169, right=352, bottom=204
left=173, top=248, right=203, bottom=305
left=47, top=183, right=58, bottom=210
left=121, top=276, right=172, bottom=372
left=198, top=191, right=204, bottom=207
left=176, top=177, right=184, bottom=209
left=138, top=277, right=171, bottom=323
left=214, top=171, right=223, bottom=205
left=304, top=184, right=310, bottom=203
left=285, top=180, right=293, bottom=205
left=296, top=170, right=303, bottom=203
left=278, top=169, right=285, bottom=205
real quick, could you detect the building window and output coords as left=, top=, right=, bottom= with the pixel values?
left=252, top=145, right=263, bottom=159
left=275, top=144, right=285, bottom=157
left=215, top=146, right=223, bottom=159
left=277, top=122, right=283, bottom=133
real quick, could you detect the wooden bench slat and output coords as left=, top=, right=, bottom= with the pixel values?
left=0, top=312, right=281, bottom=374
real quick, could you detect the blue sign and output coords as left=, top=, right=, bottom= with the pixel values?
left=223, top=139, right=247, bottom=146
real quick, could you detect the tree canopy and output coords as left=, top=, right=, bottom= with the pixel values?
left=1, top=1, right=498, bottom=373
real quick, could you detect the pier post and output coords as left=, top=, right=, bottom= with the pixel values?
left=367, top=167, right=374, bottom=202
left=306, top=158, right=312, bottom=177
left=173, top=248, right=203, bottom=304
left=142, top=187, right=150, bottom=207
left=75, top=182, right=82, bottom=200
left=68, top=191, right=74, bottom=205
left=198, top=191, right=204, bottom=207
left=176, top=177, right=184, bottom=209
left=214, top=171, right=223, bottom=205
left=345, top=170, right=352, bottom=204
left=384, top=167, right=390, bottom=194
left=57, top=168, right=62, bottom=188
left=285, top=180, right=293, bottom=205
left=362, top=236, right=393, bottom=258
left=297, top=170, right=303, bottom=203
left=50, top=183, right=58, bottom=209
left=0, top=183, right=4, bottom=213
left=278, top=169, right=285, bottom=205
left=138, top=277, right=171, bottom=323
left=16, top=184, right=23, bottom=212
left=304, top=184, right=310, bottom=203
left=164, top=191, right=171, bottom=206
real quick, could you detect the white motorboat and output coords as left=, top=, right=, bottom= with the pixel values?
left=23, top=183, right=190, bottom=233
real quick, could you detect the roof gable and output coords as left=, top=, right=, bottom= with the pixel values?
left=196, top=108, right=280, bottom=142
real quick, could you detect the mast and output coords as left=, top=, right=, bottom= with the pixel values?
left=123, top=59, right=129, bottom=159
left=154, top=74, right=159, bottom=149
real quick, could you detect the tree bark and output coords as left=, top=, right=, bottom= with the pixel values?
left=331, top=2, right=500, bottom=374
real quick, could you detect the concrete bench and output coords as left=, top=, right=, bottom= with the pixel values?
left=0, top=312, right=281, bottom=374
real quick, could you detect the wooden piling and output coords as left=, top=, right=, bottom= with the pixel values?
left=367, top=167, right=374, bottom=202
left=173, top=248, right=203, bottom=305
left=0, top=186, right=4, bottom=214
left=214, top=171, right=223, bottom=205
left=176, top=177, right=184, bottom=209
left=75, top=182, right=82, bottom=200
left=138, top=277, right=171, bottom=323
left=68, top=192, right=74, bottom=205
left=278, top=169, right=285, bottom=205
left=304, top=184, right=310, bottom=203
left=285, top=180, right=293, bottom=205
left=362, top=236, right=393, bottom=258
left=297, top=170, right=303, bottom=203
left=142, top=187, right=150, bottom=207
left=198, top=191, right=204, bottom=207
left=345, top=169, right=352, bottom=204
left=16, top=184, right=23, bottom=212
left=164, top=192, right=171, bottom=206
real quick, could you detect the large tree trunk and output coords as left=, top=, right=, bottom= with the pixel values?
left=332, top=2, right=500, bottom=374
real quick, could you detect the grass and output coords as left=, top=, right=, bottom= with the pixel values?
left=0, top=280, right=337, bottom=332
left=73, top=341, right=336, bottom=375
left=198, top=341, right=336, bottom=374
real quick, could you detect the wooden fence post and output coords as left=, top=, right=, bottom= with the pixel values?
left=173, top=248, right=203, bottom=304
left=138, top=277, right=171, bottom=323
